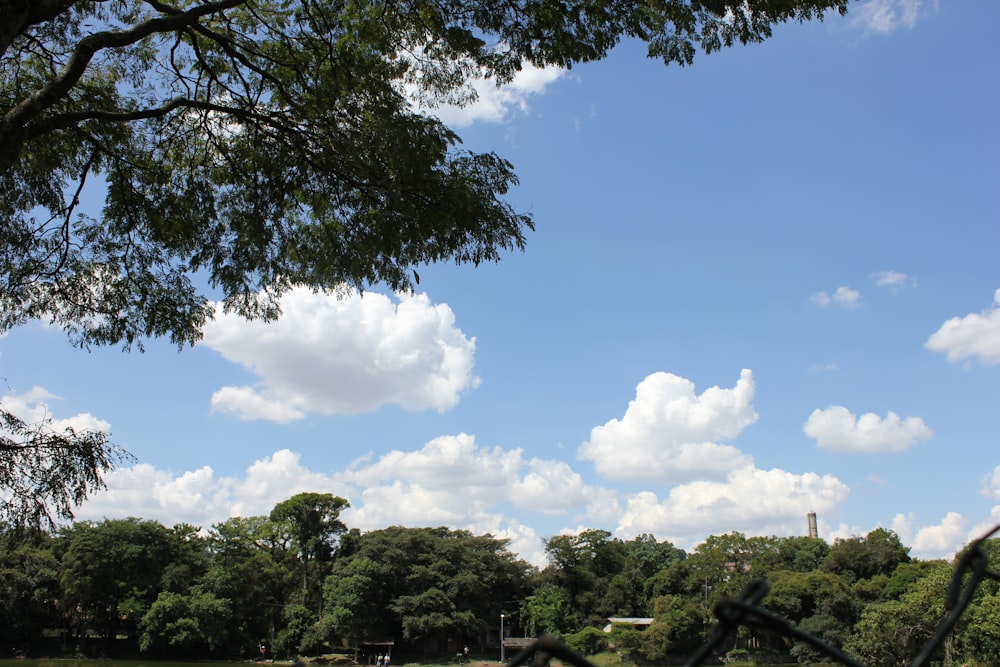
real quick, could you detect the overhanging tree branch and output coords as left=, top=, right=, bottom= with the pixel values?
left=0, top=0, right=248, bottom=172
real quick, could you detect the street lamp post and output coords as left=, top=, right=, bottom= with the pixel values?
left=500, top=614, right=505, bottom=663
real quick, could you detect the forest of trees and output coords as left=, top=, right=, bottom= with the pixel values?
left=2, top=491, right=999, bottom=667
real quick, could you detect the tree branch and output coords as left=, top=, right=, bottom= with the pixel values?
left=0, top=0, right=247, bottom=172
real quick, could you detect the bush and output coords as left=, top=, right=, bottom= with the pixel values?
left=564, top=626, right=609, bottom=656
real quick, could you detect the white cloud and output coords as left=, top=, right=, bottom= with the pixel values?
left=872, top=270, right=915, bottom=291
left=76, top=464, right=232, bottom=526
left=74, top=440, right=556, bottom=564
left=336, top=433, right=520, bottom=491
left=969, top=508, right=1000, bottom=552
left=925, top=289, right=1000, bottom=366
left=614, top=467, right=850, bottom=548
left=75, top=449, right=349, bottom=528
left=873, top=270, right=907, bottom=287
left=209, top=387, right=305, bottom=423
left=893, top=511, right=969, bottom=560
left=1, top=386, right=111, bottom=435
left=803, top=405, right=932, bottom=452
left=851, top=0, right=939, bottom=35
left=427, top=65, right=565, bottom=127
left=578, top=369, right=758, bottom=482
left=512, top=459, right=596, bottom=515
left=811, top=286, right=861, bottom=307
left=202, top=288, right=479, bottom=421
left=73, top=424, right=853, bottom=568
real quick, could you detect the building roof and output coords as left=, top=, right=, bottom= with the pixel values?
left=603, top=617, right=655, bottom=633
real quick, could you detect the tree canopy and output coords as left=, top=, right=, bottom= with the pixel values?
left=1, top=0, right=849, bottom=351
left=2, top=508, right=1000, bottom=665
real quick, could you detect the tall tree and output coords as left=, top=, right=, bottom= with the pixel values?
left=58, top=518, right=176, bottom=645
left=603, top=534, right=686, bottom=617
left=323, top=526, right=533, bottom=649
left=263, top=493, right=349, bottom=654
left=269, top=493, right=349, bottom=610
left=202, top=515, right=294, bottom=656
left=540, top=529, right=629, bottom=627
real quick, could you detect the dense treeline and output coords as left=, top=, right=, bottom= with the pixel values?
left=2, top=493, right=999, bottom=667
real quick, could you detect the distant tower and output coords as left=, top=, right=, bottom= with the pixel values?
left=807, top=512, right=818, bottom=538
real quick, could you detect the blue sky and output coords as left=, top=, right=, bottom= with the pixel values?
left=3, top=0, right=999, bottom=567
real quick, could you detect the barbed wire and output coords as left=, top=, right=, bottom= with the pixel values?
left=508, top=525, right=1000, bottom=667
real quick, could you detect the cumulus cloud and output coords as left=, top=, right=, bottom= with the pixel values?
left=428, top=65, right=565, bottom=127
left=512, top=459, right=597, bottom=515
left=803, top=405, right=932, bottom=452
left=77, top=440, right=557, bottom=566
left=73, top=422, right=855, bottom=568
left=892, top=511, right=968, bottom=560
left=925, top=289, right=1000, bottom=366
left=578, top=369, right=757, bottom=482
left=1, top=386, right=111, bottom=435
left=614, top=467, right=850, bottom=548
left=76, top=464, right=233, bottom=526
left=851, top=0, right=939, bottom=35
left=75, top=450, right=350, bottom=528
left=811, top=286, right=861, bottom=307
left=202, top=288, right=479, bottom=421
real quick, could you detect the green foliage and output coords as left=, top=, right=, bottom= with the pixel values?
left=0, top=526, right=59, bottom=648
left=139, top=590, right=231, bottom=656
left=269, top=492, right=350, bottom=564
left=272, top=603, right=324, bottom=658
left=564, top=626, right=609, bottom=655
left=607, top=623, right=643, bottom=655
left=1, top=0, right=849, bottom=351
left=844, top=561, right=951, bottom=667
left=521, top=583, right=573, bottom=636
left=59, top=517, right=177, bottom=641
left=955, top=588, right=1000, bottom=664
left=822, top=528, right=911, bottom=582
left=270, top=493, right=350, bottom=615
left=201, top=515, right=293, bottom=653
left=322, top=526, right=533, bottom=646
left=538, top=530, right=683, bottom=625
left=642, top=595, right=703, bottom=659
left=5, top=512, right=998, bottom=665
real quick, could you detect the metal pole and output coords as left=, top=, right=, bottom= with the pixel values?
left=500, top=614, right=505, bottom=663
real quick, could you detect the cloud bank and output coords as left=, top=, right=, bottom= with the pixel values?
left=66, top=366, right=896, bottom=564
